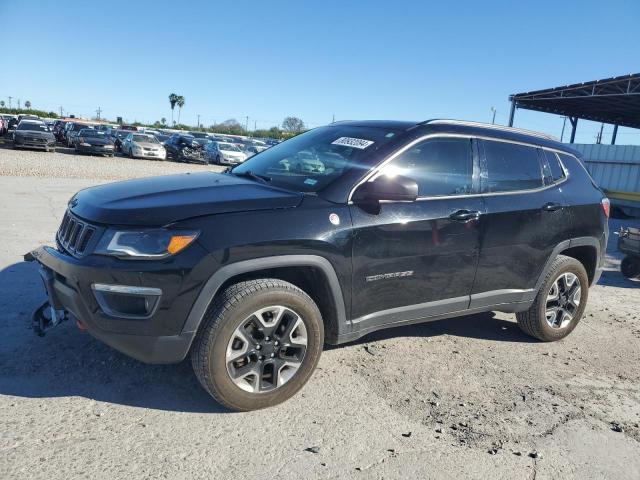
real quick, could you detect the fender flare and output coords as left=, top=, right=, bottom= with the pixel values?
left=180, top=254, right=348, bottom=342
left=529, top=236, right=602, bottom=301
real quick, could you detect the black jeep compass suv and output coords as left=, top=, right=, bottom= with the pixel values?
left=28, top=119, right=609, bottom=411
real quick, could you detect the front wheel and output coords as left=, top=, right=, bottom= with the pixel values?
left=191, top=279, right=324, bottom=411
left=517, top=255, right=588, bottom=341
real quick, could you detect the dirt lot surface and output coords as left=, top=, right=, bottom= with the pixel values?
left=1, top=145, right=639, bottom=479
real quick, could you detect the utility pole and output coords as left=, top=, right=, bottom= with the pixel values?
left=245, top=116, right=249, bottom=133
left=59, top=106, right=64, bottom=117
left=95, top=107, right=102, bottom=120
left=197, top=114, right=200, bottom=128
left=332, top=114, right=335, bottom=123
left=8, top=96, right=12, bottom=109
left=490, top=107, right=497, bottom=124
left=254, top=120, right=257, bottom=131
left=17, top=99, right=21, bottom=109
left=596, top=122, right=604, bottom=144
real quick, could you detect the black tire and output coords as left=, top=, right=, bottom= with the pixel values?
left=516, top=255, right=588, bottom=342
left=621, top=255, right=640, bottom=279
left=191, top=279, right=324, bottom=411
left=128, top=147, right=134, bottom=158
left=216, top=154, right=221, bottom=165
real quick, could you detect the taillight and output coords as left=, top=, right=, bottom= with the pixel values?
left=601, top=197, right=610, bottom=218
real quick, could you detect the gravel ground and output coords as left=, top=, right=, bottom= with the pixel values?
left=0, top=139, right=224, bottom=180
left=0, top=145, right=639, bottom=479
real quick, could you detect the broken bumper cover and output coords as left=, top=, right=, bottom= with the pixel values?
left=25, top=246, right=197, bottom=364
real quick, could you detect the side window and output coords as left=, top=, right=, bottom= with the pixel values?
left=381, top=138, right=474, bottom=197
left=541, top=150, right=565, bottom=184
left=482, top=140, right=543, bottom=192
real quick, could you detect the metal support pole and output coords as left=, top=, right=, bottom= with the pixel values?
left=508, top=98, right=516, bottom=127
left=611, top=124, right=618, bottom=145
left=560, top=117, right=567, bottom=142
left=569, top=117, right=578, bottom=144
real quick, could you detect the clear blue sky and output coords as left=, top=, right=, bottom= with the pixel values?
left=1, top=0, right=638, bottom=143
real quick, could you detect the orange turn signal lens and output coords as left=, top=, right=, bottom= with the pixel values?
left=167, top=234, right=197, bottom=255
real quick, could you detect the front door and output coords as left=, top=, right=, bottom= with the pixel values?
left=349, top=136, right=483, bottom=330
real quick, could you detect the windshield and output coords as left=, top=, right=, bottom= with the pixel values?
left=73, top=124, right=93, bottom=131
left=219, top=142, right=241, bottom=152
left=232, top=125, right=401, bottom=192
left=132, top=134, right=158, bottom=143
left=17, top=122, right=49, bottom=132
left=80, top=129, right=104, bottom=137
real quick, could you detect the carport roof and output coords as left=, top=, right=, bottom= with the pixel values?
left=509, top=73, right=640, bottom=129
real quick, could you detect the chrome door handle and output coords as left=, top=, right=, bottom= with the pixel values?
left=449, top=210, right=480, bottom=222
left=542, top=202, right=563, bottom=212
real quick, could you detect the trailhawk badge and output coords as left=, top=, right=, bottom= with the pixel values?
left=329, top=213, right=340, bottom=225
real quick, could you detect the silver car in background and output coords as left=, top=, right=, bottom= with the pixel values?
left=204, top=141, right=247, bottom=165
left=121, top=133, right=167, bottom=160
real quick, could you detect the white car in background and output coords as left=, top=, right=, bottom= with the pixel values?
left=204, top=141, right=247, bottom=165
left=121, top=133, right=167, bottom=160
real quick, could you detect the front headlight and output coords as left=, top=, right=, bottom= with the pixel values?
left=94, top=229, right=199, bottom=259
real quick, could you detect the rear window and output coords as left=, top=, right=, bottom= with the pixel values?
left=482, top=140, right=543, bottom=192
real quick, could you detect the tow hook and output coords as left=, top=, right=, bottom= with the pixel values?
left=32, top=300, right=69, bottom=337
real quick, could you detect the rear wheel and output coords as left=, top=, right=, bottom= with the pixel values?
left=517, top=255, right=588, bottom=341
left=191, top=279, right=324, bottom=411
left=621, top=255, right=640, bottom=279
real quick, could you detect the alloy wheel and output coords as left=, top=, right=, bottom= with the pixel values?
left=545, top=272, right=581, bottom=329
left=225, top=306, right=308, bottom=393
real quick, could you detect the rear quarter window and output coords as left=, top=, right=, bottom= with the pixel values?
left=541, top=150, right=566, bottom=185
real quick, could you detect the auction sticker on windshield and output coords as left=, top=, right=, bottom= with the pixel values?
left=331, top=137, right=374, bottom=149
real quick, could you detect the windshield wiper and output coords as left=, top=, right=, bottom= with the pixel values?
left=231, top=170, right=271, bottom=184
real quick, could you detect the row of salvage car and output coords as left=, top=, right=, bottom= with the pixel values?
left=5, top=115, right=275, bottom=165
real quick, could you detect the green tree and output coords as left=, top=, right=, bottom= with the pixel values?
left=24, top=100, right=31, bottom=109
left=168, top=93, right=179, bottom=125
left=176, top=96, right=185, bottom=124
left=160, top=117, right=166, bottom=126
left=0, top=101, right=4, bottom=108
left=282, top=116, right=305, bottom=133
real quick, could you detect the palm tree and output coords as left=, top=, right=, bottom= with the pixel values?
left=168, top=93, right=179, bottom=125
left=161, top=117, right=166, bottom=126
left=176, top=96, right=185, bottom=125
left=24, top=100, right=31, bottom=109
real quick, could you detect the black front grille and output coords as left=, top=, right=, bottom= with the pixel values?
left=57, top=211, right=96, bottom=256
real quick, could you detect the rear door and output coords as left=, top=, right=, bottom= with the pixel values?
left=350, top=136, right=483, bottom=327
left=471, top=139, right=569, bottom=307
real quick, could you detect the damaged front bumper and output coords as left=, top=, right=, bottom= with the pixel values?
left=24, top=246, right=198, bottom=364
left=27, top=256, right=71, bottom=336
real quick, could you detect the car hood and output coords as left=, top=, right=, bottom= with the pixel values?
left=84, top=137, right=113, bottom=146
left=15, top=130, right=54, bottom=138
left=134, top=141, right=163, bottom=148
left=222, top=150, right=245, bottom=157
left=70, top=171, right=303, bottom=226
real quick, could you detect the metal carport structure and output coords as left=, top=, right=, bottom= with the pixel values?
left=508, top=73, right=640, bottom=144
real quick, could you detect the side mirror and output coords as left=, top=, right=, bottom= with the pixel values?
left=353, top=174, right=418, bottom=203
